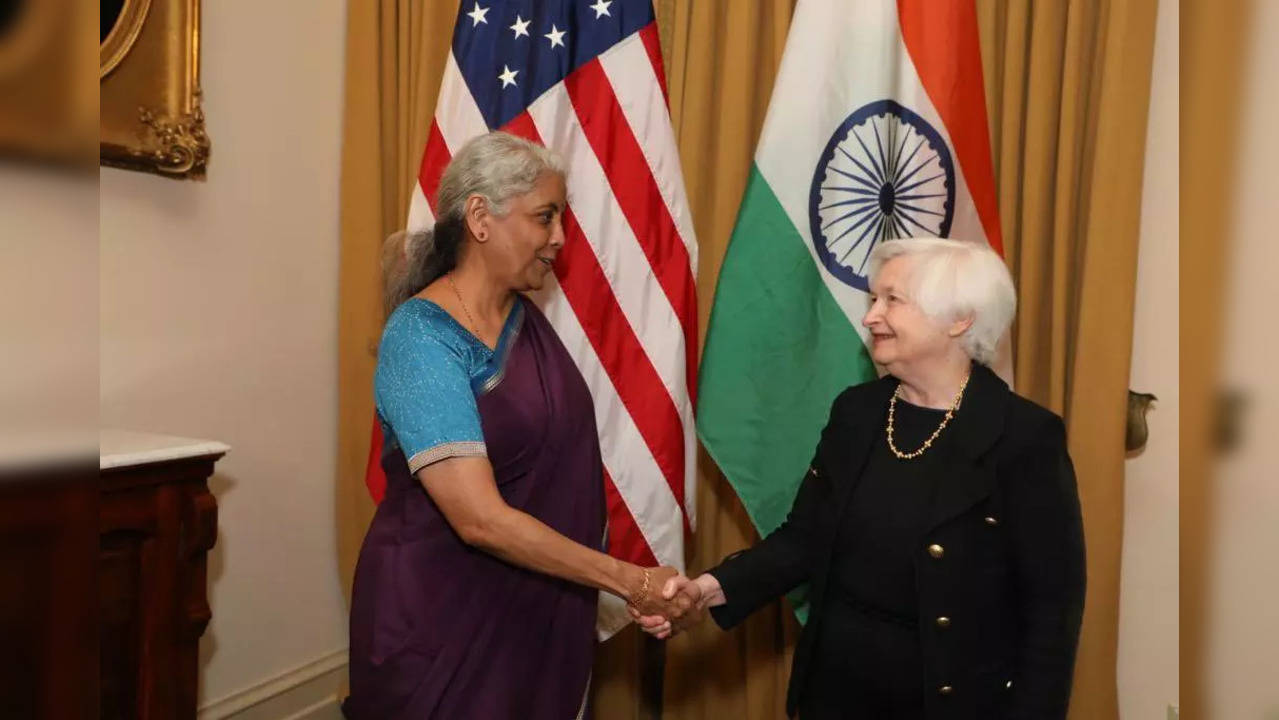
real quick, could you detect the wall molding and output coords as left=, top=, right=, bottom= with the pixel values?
left=198, top=648, right=347, bottom=720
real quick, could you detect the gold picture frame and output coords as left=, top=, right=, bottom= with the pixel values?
left=100, top=0, right=209, bottom=179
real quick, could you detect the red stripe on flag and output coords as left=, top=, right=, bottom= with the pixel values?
left=896, top=0, right=1004, bottom=256
left=563, top=60, right=699, bottom=404
left=502, top=112, right=690, bottom=527
left=418, top=120, right=451, bottom=212
left=604, top=467, right=659, bottom=566
left=638, top=23, right=670, bottom=109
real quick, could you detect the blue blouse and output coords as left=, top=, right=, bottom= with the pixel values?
left=374, top=297, right=524, bottom=474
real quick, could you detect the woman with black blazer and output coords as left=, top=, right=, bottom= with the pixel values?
left=637, top=237, right=1086, bottom=720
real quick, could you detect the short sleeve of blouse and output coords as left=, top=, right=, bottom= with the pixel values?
left=374, top=303, right=487, bottom=474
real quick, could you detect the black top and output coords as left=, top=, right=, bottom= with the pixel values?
left=831, top=399, right=951, bottom=618
left=803, top=400, right=952, bottom=719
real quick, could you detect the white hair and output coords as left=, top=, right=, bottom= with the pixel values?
left=866, top=237, right=1016, bottom=366
left=434, top=131, right=565, bottom=223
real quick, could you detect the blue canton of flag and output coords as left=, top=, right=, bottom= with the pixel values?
left=452, top=0, right=655, bottom=129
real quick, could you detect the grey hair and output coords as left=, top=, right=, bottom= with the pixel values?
left=382, top=131, right=566, bottom=316
left=866, top=237, right=1016, bottom=366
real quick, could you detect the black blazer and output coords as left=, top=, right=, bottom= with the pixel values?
left=707, top=364, right=1086, bottom=720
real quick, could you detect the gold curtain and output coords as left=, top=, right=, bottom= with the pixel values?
left=336, top=1, right=459, bottom=600
left=977, top=1, right=1158, bottom=718
left=336, top=2, right=1158, bottom=717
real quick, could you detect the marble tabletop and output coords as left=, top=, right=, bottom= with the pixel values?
left=100, top=430, right=230, bottom=470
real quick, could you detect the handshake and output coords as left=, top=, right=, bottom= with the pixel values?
left=626, top=568, right=727, bottom=639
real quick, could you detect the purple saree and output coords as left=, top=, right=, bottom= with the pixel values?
left=345, top=295, right=604, bottom=719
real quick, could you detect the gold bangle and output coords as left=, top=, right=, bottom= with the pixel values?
left=629, top=568, right=651, bottom=608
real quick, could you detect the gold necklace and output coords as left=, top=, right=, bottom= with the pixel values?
left=444, top=273, right=479, bottom=334
left=886, top=372, right=970, bottom=460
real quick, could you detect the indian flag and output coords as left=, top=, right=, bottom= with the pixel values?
left=697, top=0, right=1004, bottom=595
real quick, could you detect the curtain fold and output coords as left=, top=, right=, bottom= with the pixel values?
left=336, top=1, right=457, bottom=605
left=977, top=1, right=1158, bottom=717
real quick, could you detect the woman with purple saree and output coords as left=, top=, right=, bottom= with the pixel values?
left=343, top=132, right=684, bottom=720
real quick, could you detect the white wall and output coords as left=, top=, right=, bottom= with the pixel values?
left=98, top=0, right=349, bottom=711
left=1206, top=0, right=1279, bottom=717
left=0, top=168, right=97, bottom=456
left=1116, top=0, right=1179, bottom=717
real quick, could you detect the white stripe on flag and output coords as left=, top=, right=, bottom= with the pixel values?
left=406, top=182, right=433, bottom=233
left=435, top=54, right=491, bottom=154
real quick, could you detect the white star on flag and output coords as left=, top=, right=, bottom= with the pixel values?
left=589, top=0, right=612, bottom=19
left=509, top=15, right=530, bottom=39
left=544, top=24, right=566, bottom=48
left=497, top=64, right=519, bottom=88
left=466, top=3, right=488, bottom=27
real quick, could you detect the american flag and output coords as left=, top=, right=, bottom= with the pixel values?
left=365, top=0, right=698, bottom=636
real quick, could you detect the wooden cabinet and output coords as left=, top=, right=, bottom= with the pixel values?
left=98, top=432, right=227, bottom=720
left=0, top=466, right=97, bottom=720
left=0, top=433, right=228, bottom=720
